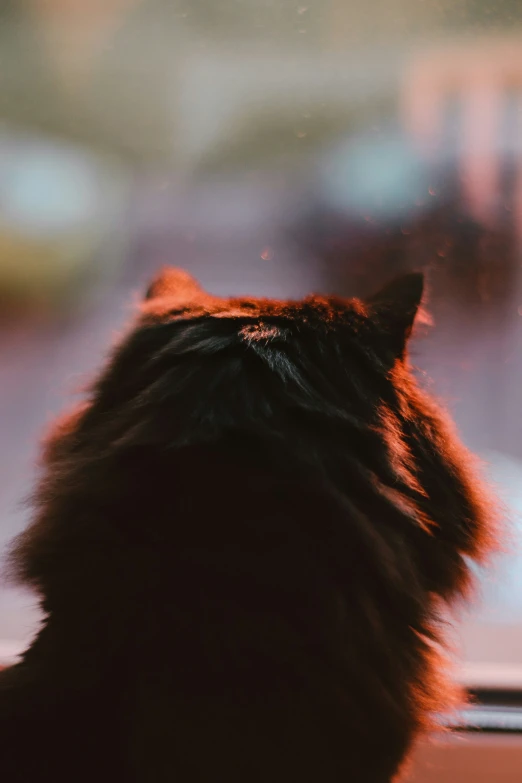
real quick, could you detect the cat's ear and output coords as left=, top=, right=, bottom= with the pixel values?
left=145, top=267, right=203, bottom=302
left=366, top=273, right=424, bottom=359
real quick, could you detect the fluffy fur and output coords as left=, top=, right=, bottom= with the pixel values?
left=0, top=268, right=497, bottom=782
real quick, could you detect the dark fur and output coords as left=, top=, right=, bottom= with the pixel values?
left=0, top=269, right=497, bottom=782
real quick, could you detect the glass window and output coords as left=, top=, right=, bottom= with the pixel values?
left=2, top=0, right=522, bottom=690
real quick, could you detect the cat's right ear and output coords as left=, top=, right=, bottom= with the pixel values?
left=366, top=273, right=425, bottom=359
left=145, top=267, right=203, bottom=302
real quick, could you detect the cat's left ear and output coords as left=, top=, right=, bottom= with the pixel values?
left=145, top=267, right=203, bottom=302
left=366, top=272, right=424, bottom=359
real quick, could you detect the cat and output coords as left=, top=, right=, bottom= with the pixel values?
left=0, top=268, right=497, bottom=782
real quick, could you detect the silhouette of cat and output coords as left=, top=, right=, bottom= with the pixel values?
left=0, top=269, right=497, bottom=782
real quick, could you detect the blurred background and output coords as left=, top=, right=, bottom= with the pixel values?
left=2, top=0, right=522, bottom=708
